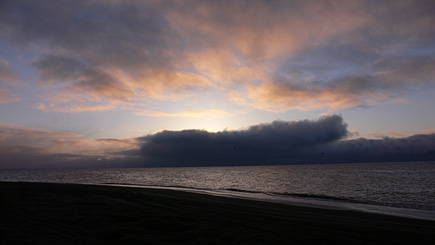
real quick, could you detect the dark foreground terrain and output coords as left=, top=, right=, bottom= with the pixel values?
left=1, top=182, right=434, bottom=244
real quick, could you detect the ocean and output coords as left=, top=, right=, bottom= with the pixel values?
left=2, top=161, right=435, bottom=220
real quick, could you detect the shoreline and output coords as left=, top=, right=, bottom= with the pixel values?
left=1, top=181, right=435, bottom=243
left=101, top=183, right=435, bottom=221
left=4, top=180, right=435, bottom=221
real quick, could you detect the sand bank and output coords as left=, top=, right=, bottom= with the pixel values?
left=1, top=182, right=434, bottom=244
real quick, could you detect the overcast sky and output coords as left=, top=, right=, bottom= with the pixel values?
left=1, top=0, right=434, bottom=168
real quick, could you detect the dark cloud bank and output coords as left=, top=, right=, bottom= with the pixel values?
left=132, top=115, right=435, bottom=167
left=2, top=115, right=434, bottom=169
left=136, top=115, right=348, bottom=166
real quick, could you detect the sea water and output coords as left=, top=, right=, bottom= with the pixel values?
left=1, top=161, right=434, bottom=220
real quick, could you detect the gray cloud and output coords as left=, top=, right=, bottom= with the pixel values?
left=1, top=0, right=170, bottom=67
left=1, top=0, right=434, bottom=113
left=0, top=56, right=20, bottom=103
left=136, top=115, right=349, bottom=166
left=0, top=56, right=17, bottom=83
left=70, top=67, right=136, bottom=103
left=33, top=55, right=88, bottom=82
left=250, top=53, right=435, bottom=111
left=2, top=115, right=435, bottom=169
left=1, top=0, right=178, bottom=109
left=309, top=134, right=435, bottom=164
left=33, top=55, right=136, bottom=106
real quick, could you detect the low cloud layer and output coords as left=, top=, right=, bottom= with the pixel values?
left=137, top=114, right=348, bottom=166
left=312, top=134, right=435, bottom=164
left=0, top=124, right=139, bottom=169
left=1, top=115, right=434, bottom=169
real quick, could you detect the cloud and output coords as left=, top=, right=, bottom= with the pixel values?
left=240, top=75, right=388, bottom=111
left=1, top=0, right=200, bottom=112
left=0, top=124, right=81, bottom=142
left=32, top=55, right=88, bottom=83
left=136, top=115, right=349, bottom=166
left=368, top=128, right=435, bottom=139
left=69, top=67, right=137, bottom=103
left=36, top=103, right=116, bottom=113
left=314, top=134, right=435, bottom=163
left=0, top=56, right=20, bottom=103
left=374, top=56, right=435, bottom=87
left=32, top=55, right=137, bottom=110
left=368, top=131, right=406, bottom=138
left=166, top=0, right=369, bottom=59
left=0, top=124, right=139, bottom=169
left=1, top=0, right=434, bottom=114
left=0, top=56, right=17, bottom=83
left=0, top=88, right=20, bottom=103
left=238, top=54, right=435, bottom=111
left=1, top=115, right=435, bottom=169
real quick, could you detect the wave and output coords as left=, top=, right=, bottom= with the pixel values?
left=102, top=183, right=435, bottom=211
left=106, top=184, right=356, bottom=204
left=223, top=188, right=435, bottom=211
left=102, top=182, right=217, bottom=192
left=224, top=188, right=350, bottom=202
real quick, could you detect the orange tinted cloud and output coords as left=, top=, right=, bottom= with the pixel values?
left=0, top=123, right=81, bottom=140
left=131, top=69, right=213, bottom=101
left=234, top=77, right=392, bottom=112
left=166, top=0, right=369, bottom=59
left=36, top=103, right=116, bottom=113
left=1, top=0, right=434, bottom=114
left=0, top=124, right=138, bottom=157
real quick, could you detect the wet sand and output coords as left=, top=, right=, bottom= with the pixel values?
left=1, top=182, right=434, bottom=244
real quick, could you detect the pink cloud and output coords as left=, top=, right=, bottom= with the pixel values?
left=2, top=0, right=434, bottom=115
left=234, top=79, right=391, bottom=112
left=36, top=102, right=116, bottom=113
left=166, top=1, right=369, bottom=60
left=0, top=88, right=20, bottom=103
left=0, top=124, right=138, bottom=158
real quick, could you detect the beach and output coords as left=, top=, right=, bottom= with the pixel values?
left=1, top=182, right=434, bottom=244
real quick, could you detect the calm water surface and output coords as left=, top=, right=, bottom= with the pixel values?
left=2, top=161, right=435, bottom=218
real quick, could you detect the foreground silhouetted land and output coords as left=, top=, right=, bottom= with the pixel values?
left=1, top=182, right=434, bottom=244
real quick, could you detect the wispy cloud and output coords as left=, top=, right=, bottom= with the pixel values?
left=0, top=56, right=17, bottom=83
left=35, top=103, right=117, bottom=113
left=368, top=131, right=407, bottom=139
left=0, top=56, right=20, bottom=103
left=1, top=0, right=434, bottom=114
left=0, top=123, right=81, bottom=140
left=0, top=88, right=20, bottom=103
left=369, top=128, right=435, bottom=139
left=0, top=123, right=139, bottom=168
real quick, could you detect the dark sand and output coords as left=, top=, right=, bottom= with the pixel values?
left=1, top=182, right=434, bottom=244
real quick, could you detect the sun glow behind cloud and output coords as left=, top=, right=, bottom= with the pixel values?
left=2, top=115, right=434, bottom=169
left=1, top=0, right=435, bottom=168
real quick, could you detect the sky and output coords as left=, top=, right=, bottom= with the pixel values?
left=0, top=0, right=434, bottom=169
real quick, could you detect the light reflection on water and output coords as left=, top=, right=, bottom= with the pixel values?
left=1, top=161, right=435, bottom=212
